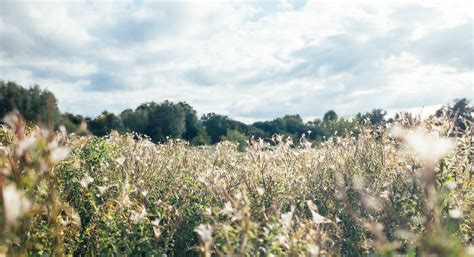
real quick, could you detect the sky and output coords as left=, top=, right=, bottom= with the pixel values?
left=0, top=0, right=472, bottom=123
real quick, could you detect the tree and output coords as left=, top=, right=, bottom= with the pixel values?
left=202, top=113, right=232, bottom=144
left=178, top=102, right=210, bottom=145
left=368, top=109, right=386, bottom=125
left=0, top=81, right=61, bottom=127
left=147, top=101, right=186, bottom=143
left=436, top=98, right=473, bottom=131
left=201, top=113, right=248, bottom=144
left=61, top=113, right=85, bottom=134
left=88, top=111, right=124, bottom=136
left=323, top=110, right=338, bottom=122
left=354, top=108, right=387, bottom=125
left=221, top=129, right=248, bottom=152
left=120, top=105, right=149, bottom=135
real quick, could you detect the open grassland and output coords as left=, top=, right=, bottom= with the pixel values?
left=0, top=112, right=472, bottom=256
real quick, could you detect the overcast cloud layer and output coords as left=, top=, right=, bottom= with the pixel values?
left=0, top=0, right=472, bottom=122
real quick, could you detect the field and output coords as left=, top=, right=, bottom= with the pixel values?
left=0, top=111, right=472, bottom=256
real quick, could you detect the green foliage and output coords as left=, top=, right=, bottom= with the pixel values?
left=436, top=98, right=473, bottom=131
left=355, top=108, right=387, bottom=125
left=87, top=111, right=124, bottom=136
left=323, top=110, right=338, bottom=122
left=221, top=129, right=247, bottom=152
left=0, top=111, right=472, bottom=256
left=61, top=112, right=86, bottom=134
left=201, top=113, right=247, bottom=144
left=0, top=81, right=61, bottom=127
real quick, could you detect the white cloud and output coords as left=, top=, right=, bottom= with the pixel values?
left=0, top=0, right=472, bottom=122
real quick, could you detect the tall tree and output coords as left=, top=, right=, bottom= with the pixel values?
left=201, top=113, right=247, bottom=144
left=88, top=111, right=124, bottom=136
left=436, top=98, right=473, bottom=131
left=368, top=108, right=387, bottom=125
left=178, top=102, right=210, bottom=145
left=0, top=81, right=61, bottom=127
left=323, top=110, right=338, bottom=122
left=147, top=101, right=186, bottom=142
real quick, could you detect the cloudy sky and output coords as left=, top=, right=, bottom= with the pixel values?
left=0, top=0, right=472, bottom=122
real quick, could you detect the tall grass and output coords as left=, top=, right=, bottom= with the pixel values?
left=0, top=111, right=472, bottom=256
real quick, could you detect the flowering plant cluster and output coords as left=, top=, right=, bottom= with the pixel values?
left=0, top=111, right=472, bottom=256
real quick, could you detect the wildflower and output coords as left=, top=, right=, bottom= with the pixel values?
left=2, top=184, right=31, bottom=225
left=131, top=208, right=147, bottom=223
left=234, top=191, right=243, bottom=200
left=466, top=246, right=474, bottom=255
left=307, top=244, right=320, bottom=256
left=0, top=146, right=10, bottom=156
left=363, top=195, right=383, bottom=211
left=122, top=194, right=132, bottom=206
left=445, top=181, right=457, bottom=190
left=307, top=200, right=331, bottom=224
left=391, top=126, right=454, bottom=165
left=80, top=175, right=94, bottom=188
left=151, top=219, right=161, bottom=227
left=380, top=190, right=390, bottom=201
left=152, top=225, right=161, bottom=239
left=97, top=185, right=108, bottom=195
left=256, top=187, right=264, bottom=196
left=17, top=136, right=36, bottom=156
left=448, top=209, right=463, bottom=219
left=277, top=234, right=287, bottom=245
left=222, top=202, right=233, bottom=215
left=352, top=174, right=364, bottom=190
left=195, top=224, right=213, bottom=242
left=281, top=211, right=293, bottom=227
left=116, top=156, right=126, bottom=165
left=50, top=147, right=70, bottom=164
left=3, top=112, right=19, bottom=130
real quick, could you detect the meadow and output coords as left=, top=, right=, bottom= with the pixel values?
left=0, top=110, right=472, bottom=256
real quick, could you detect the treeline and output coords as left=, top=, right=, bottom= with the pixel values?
left=1, top=80, right=472, bottom=148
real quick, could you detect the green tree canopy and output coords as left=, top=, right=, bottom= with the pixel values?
left=323, top=110, right=338, bottom=122
left=0, top=81, right=61, bottom=127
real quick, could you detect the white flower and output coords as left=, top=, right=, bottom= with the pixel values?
left=281, top=211, right=293, bottom=227
left=308, top=244, right=320, bottom=257
left=116, top=156, right=126, bottom=165
left=2, top=184, right=31, bottom=225
left=277, top=234, right=286, bottom=244
left=466, top=245, right=474, bottom=255
left=80, top=175, right=94, bottom=188
left=256, top=187, right=265, bottom=196
left=122, top=194, right=132, bottom=206
left=352, top=174, right=365, bottom=190
left=307, top=200, right=331, bottom=224
left=195, top=224, right=212, bottom=242
left=151, top=219, right=161, bottom=227
left=392, top=126, right=454, bottom=165
left=131, top=208, right=147, bottom=223
left=97, top=185, right=108, bottom=195
left=50, top=147, right=70, bottom=164
left=17, top=136, right=36, bottom=156
left=153, top=226, right=161, bottom=239
left=380, top=190, right=390, bottom=201
left=234, top=191, right=243, bottom=200
left=0, top=146, right=10, bottom=156
left=312, top=211, right=331, bottom=224
left=448, top=209, right=463, bottom=219
left=363, top=196, right=383, bottom=211
left=222, top=202, right=233, bottom=215
left=445, top=181, right=457, bottom=190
